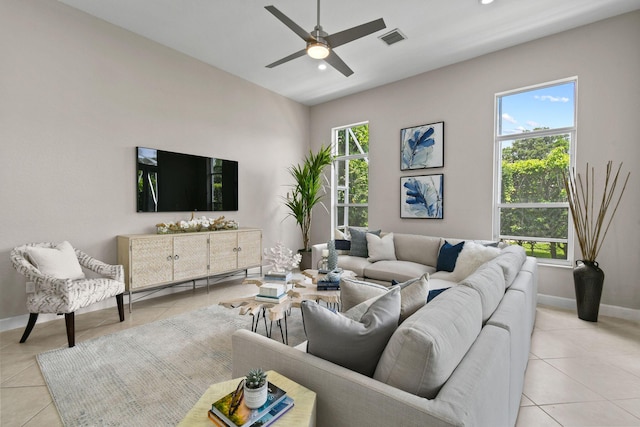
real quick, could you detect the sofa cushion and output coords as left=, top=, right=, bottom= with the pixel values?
left=366, top=233, right=397, bottom=262
left=374, top=285, right=482, bottom=399
left=436, top=240, right=465, bottom=272
left=448, top=241, right=501, bottom=282
left=392, top=233, right=442, bottom=267
left=490, top=245, right=527, bottom=288
left=340, top=277, right=388, bottom=312
left=25, top=241, right=85, bottom=280
left=301, top=287, right=401, bottom=377
left=459, top=262, right=506, bottom=323
left=394, top=275, right=430, bottom=323
left=364, top=260, right=435, bottom=282
left=348, top=228, right=381, bottom=257
left=336, top=255, right=372, bottom=277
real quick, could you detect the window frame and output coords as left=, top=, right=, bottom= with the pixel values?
left=492, top=77, right=577, bottom=266
left=331, top=121, right=369, bottom=238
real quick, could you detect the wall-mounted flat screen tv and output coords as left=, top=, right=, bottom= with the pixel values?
left=137, top=147, right=238, bottom=212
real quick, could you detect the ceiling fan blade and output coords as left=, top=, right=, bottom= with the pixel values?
left=325, top=18, right=386, bottom=48
left=325, top=51, right=353, bottom=77
left=265, top=5, right=314, bottom=42
left=266, top=49, right=308, bottom=68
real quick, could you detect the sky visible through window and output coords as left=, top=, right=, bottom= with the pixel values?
left=499, top=82, right=575, bottom=135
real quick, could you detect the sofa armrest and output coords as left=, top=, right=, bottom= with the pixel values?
left=233, top=329, right=461, bottom=427
left=311, top=243, right=327, bottom=271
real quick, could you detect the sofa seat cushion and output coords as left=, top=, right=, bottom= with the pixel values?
left=364, top=260, right=435, bottom=282
left=374, top=286, right=482, bottom=399
left=337, top=255, right=372, bottom=277
left=301, top=287, right=401, bottom=377
left=459, top=262, right=506, bottom=323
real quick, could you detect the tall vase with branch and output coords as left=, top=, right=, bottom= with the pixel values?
left=562, top=161, right=630, bottom=321
left=283, top=145, right=333, bottom=268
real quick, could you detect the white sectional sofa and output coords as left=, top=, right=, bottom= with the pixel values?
left=232, top=233, right=537, bottom=427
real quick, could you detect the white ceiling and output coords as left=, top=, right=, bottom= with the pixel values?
left=58, top=0, right=640, bottom=106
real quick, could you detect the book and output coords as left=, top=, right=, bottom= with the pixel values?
left=255, top=294, right=288, bottom=303
left=258, top=283, right=286, bottom=297
left=264, top=272, right=292, bottom=282
left=210, top=381, right=287, bottom=427
left=208, top=396, right=294, bottom=427
left=317, top=279, right=340, bottom=291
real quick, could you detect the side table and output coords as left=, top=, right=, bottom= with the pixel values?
left=178, top=370, right=316, bottom=427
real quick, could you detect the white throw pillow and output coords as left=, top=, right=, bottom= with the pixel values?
left=25, top=241, right=85, bottom=280
left=366, top=232, right=397, bottom=263
left=448, top=241, right=501, bottom=282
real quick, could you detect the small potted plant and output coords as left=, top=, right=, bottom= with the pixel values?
left=243, top=368, right=268, bottom=409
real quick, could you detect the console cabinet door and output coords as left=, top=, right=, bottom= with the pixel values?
left=129, top=237, right=173, bottom=290
left=173, top=234, right=209, bottom=281
left=209, top=231, right=239, bottom=274
left=237, top=229, right=262, bottom=269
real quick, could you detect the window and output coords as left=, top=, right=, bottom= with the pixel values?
left=332, top=122, right=369, bottom=237
left=494, top=79, right=576, bottom=264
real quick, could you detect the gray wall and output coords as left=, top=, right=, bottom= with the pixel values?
left=309, top=11, right=640, bottom=314
left=0, top=0, right=309, bottom=323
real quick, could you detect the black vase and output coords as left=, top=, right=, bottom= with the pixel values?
left=573, top=260, right=605, bottom=322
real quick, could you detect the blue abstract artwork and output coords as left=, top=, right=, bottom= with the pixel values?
left=401, top=174, right=444, bottom=219
left=400, top=122, right=444, bottom=170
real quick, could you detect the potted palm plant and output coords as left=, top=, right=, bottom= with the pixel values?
left=562, top=161, right=630, bottom=321
left=284, top=145, right=333, bottom=269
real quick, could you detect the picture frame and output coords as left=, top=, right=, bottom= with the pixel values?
left=400, top=174, right=443, bottom=219
left=400, top=121, right=444, bottom=170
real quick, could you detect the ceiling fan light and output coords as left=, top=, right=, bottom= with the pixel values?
left=307, top=42, right=330, bottom=59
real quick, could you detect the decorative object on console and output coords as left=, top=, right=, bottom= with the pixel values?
left=400, top=121, right=444, bottom=170
left=283, top=145, right=333, bottom=269
left=243, top=368, right=269, bottom=409
left=156, top=214, right=238, bottom=234
left=327, top=240, right=338, bottom=270
left=263, top=242, right=301, bottom=273
left=563, top=161, right=630, bottom=322
left=400, top=174, right=444, bottom=219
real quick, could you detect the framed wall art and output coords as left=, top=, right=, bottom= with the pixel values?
left=400, top=174, right=443, bottom=219
left=400, top=121, right=444, bottom=170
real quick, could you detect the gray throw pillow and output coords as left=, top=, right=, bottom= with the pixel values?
left=395, top=274, right=430, bottom=323
left=340, top=277, right=388, bottom=312
left=301, top=287, right=401, bottom=377
left=348, top=227, right=381, bottom=257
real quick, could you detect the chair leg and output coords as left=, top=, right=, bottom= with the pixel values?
left=65, top=313, right=75, bottom=348
left=19, top=313, right=39, bottom=343
left=116, top=293, right=125, bottom=322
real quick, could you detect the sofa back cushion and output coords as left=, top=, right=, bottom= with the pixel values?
left=459, top=262, right=506, bottom=323
left=489, top=245, right=527, bottom=288
left=373, top=286, right=482, bottom=399
left=392, top=233, right=442, bottom=267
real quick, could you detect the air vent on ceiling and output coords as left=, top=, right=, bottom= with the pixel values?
left=379, top=29, right=407, bottom=46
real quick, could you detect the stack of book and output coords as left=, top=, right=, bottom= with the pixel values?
left=208, top=382, right=294, bottom=427
left=263, top=271, right=292, bottom=284
left=255, top=283, right=288, bottom=303
left=317, top=278, right=340, bottom=291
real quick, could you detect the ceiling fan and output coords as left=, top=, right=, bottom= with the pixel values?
left=264, top=0, right=386, bottom=77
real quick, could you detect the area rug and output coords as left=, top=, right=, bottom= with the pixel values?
left=37, top=304, right=306, bottom=426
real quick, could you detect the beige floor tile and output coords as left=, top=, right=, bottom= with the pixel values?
left=547, top=357, right=640, bottom=400
left=0, top=386, right=52, bottom=427
left=542, top=400, right=640, bottom=426
left=615, top=399, right=640, bottom=419
left=22, top=402, right=63, bottom=427
left=516, top=405, right=562, bottom=427
left=520, top=394, right=535, bottom=406
left=607, top=354, right=640, bottom=380
left=0, top=362, right=45, bottom=388
left=0, top=352, right=37, bottom=386
left=523, top=359, right=604, bottom=405
left=530, top=329, right=589, bottom=359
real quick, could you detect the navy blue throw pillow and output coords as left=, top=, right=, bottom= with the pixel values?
left=436, top=240, right=465, bottom=272
left=427, top=287, right=449, bottom=302
left=335, top=239, right=351, bottom=251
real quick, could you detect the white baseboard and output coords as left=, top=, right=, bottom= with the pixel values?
left=537, top=294, right=640, bottom=322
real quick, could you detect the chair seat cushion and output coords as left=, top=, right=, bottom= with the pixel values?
left=25, top=241, right=85, bottom=280
left=26, top=278, right=125, bottom=314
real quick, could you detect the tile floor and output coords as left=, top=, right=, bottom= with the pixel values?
left=1, top=279, right=640, bottom=427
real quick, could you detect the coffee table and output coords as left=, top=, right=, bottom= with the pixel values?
left=219, top=269, right=355, bottom=344
left=177, top=370, right=316, bottom=427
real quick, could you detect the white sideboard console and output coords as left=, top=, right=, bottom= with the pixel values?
left=117, top=228, right=262, bottom=311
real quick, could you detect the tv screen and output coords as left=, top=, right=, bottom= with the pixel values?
left=137, top=147, right=238, bottom=212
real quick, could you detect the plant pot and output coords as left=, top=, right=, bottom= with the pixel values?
left=573, top=260, right=604, bottom=322
left=243, top=382, right=268, bottom=409
left=298, top=250, right=312, bottom=270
